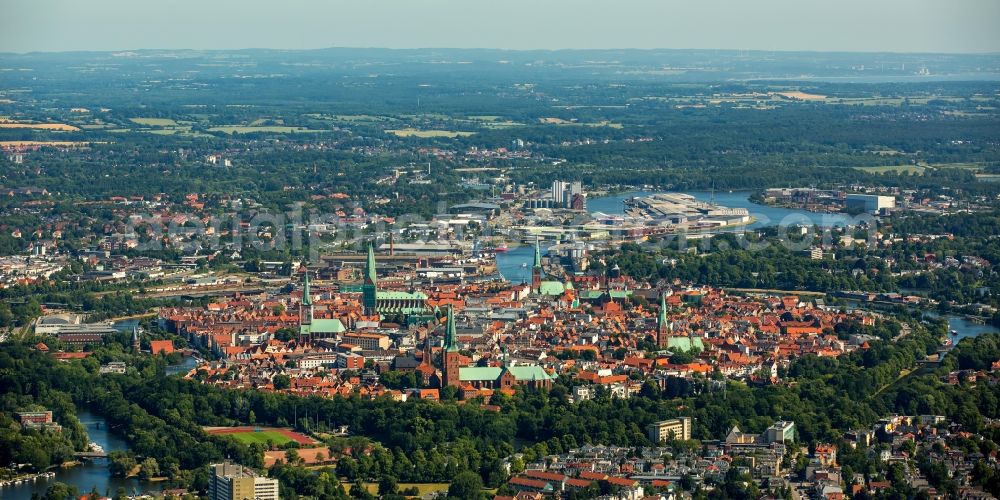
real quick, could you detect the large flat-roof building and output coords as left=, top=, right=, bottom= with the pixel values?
left=647, top=417, right=693, bottom=443
left=341, top=332, right=390, bottom=351
left=54, top=324, right=119, bottom=347
left=765, top=420, right=796, bottom=444
left=846, top=194, right=895, bottom=212
left=209, top=463, right=278, bottom=500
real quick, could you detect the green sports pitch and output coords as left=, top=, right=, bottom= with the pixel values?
left=224, top=430, right=295, bottom=446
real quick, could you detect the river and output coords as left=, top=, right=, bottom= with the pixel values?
left=491, top=239, right=999, bottom=344
left=588, top=190, right=855, bottom=228
left=112, top=319, right=140, bottom=333
left=496, top=190, right=853, bottom=282
left=6, top=352, right=199, bottom=499
left=5, top=410, right=141, bottom=499
left=165, top=355, right=200, bottom=376
left=589, top=191, right=1000, bottom=338
left=932, top=313, right=999, bottom=344
left=496, top=190, right=854, bottom=282
left=496, top=244, right=548, bottom=285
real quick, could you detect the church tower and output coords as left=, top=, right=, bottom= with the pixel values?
left=657, top=292, right=671, bottom=348
left=531, top=238, right=542, bottom=292
left=442, top=306, right=462, bottom=388
left=299, top=269, right=314, bottom=339
left=131, top=326, right=141, bottom=352
left=363, top=243, right=379, bottom=318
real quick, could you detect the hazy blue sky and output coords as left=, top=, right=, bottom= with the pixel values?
left=3, top=0, right=999, bottom=54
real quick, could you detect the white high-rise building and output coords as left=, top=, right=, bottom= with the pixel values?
left=552, top=180, right=567, bottom=205
left=551, top=180, right=584, bottom=208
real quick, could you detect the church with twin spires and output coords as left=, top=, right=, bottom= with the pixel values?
left=361, top=243, right=430, bottom=319
left=299, top=243, right=430, bottom=339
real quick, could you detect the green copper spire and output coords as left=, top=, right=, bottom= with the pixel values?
left=365, top=243, right=377, bottom=285
left=302, top=269, right=312, bottom=306
left=533, top=238, right=541, bottom=268
left=445, top=305, right=458, bottom=352
left=362, top=243, right=378, bottom=317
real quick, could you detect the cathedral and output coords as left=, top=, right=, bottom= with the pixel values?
left=298, top=244, right=431, bottom=339
left=362, top=243, right=430, bottom=319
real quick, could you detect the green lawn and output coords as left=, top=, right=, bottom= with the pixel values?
left=225, top=430, right=294, bottom=446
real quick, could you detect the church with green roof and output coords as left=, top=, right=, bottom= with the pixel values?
left=530, top=238, right=576, bottom=298
left=361, top=243, right=430, bottom=320
left=298, top=270, right=346, bottom=339
left=438, top=304, right=557, bottom=393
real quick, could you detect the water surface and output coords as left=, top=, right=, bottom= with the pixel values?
left=589, top=190, right=854, bottom=228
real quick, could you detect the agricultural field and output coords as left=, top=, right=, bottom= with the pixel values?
left=146, top=128, right=204, bottom=136
left=306, top=114, right=397, bottom=123
left=828, top=96, right=967, bottom=106
left=0, top=121, right=80, bottom=131
left=854, top=162, right=984, bottom=175
left=464, top=115, right=524, bottom=128
left=0, top=140, right=88, bottom=148
left=775, top=91, right=827, bottom=101
left=248, top=118, right=284, bottom=126
left=854, top=165, right=927, bottom=175
left=388, top=128, right=475, bottom=138
left=538, top=117, right=623, bottom=128
left=207, top=125, right=321, bottom=134
left=929, top=162, right=986, bottom=170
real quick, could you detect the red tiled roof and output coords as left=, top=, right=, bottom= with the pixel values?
left=606, top=476, right=638, bottom=487
left=509, top=476, right=550, bottom=489
left=149, top=340, right=175, bottom=354
left=566, top=478, right=595, bottom=488
left=524, top=470, right=566, bottom=482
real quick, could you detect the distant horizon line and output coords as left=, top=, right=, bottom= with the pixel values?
left=2, top=45, right=999, bottom=57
